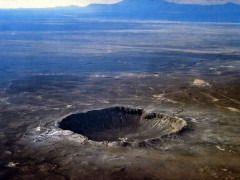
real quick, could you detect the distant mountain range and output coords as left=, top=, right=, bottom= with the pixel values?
left=1, top=0, right=240, bottom=22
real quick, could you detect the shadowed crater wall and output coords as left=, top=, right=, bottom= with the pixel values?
left=58, top=106, right=187, bottom=142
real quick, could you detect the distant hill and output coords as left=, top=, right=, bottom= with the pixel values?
left=86, top=0, right=240, bottom=22
left=0, top=0, right=240, bottom=22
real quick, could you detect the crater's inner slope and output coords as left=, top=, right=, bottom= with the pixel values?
left=58, top=107, right=186, bottom=142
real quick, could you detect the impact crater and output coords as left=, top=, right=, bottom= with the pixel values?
left=58, top=106, right=187, bottom=143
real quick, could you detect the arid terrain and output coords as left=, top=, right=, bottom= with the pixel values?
left=0, top=19, right=240, bottom=179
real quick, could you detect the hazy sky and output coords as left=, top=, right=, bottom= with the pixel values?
left=0, top=0, right=239, bottom=9
left=0, top=0, right=122, bottom=9
left=167, top=0, right=240, bottom=4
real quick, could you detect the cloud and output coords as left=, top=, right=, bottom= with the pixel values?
left=0, top=0, right=122, bottom=9
left=166, top=0, right=240, bottom=5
